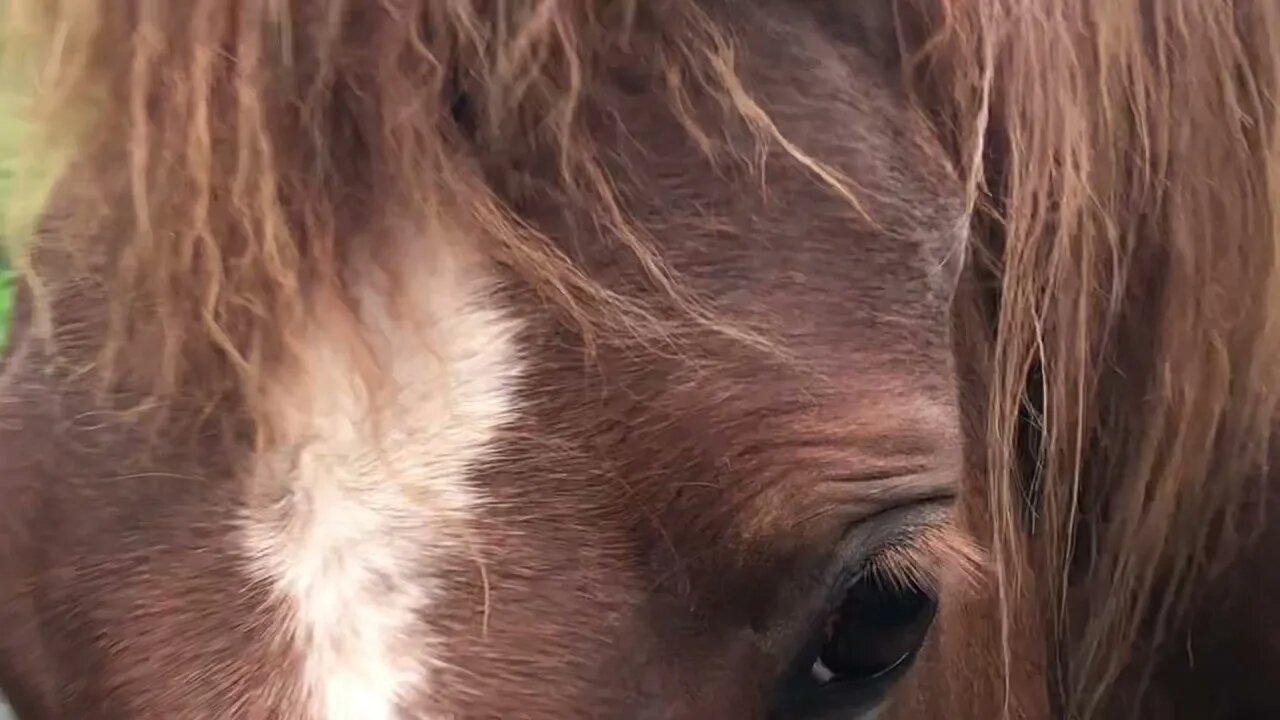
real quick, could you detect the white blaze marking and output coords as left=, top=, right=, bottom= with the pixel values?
left=243, top=238, right=521, bottom=719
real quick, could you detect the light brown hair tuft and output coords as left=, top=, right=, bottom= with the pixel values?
left=2, top=0, right=784, bottom=442
left=905, top=0, right=1280, bottom=715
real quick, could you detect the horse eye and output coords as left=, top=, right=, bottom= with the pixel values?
left=809, top=572, right=937, bottom=686
left=771, top=565, right=938, bottom=718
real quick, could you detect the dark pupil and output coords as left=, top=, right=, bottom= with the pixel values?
left=818, top=575, right=937, bottom=681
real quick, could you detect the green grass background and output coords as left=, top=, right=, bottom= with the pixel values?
left=0, top=88, right=34, bottom=352
left=0, top=96, right=19, bottom=352
left=0, top=60, right=83, bottom=353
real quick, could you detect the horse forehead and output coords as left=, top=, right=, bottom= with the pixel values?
left=598, top=5, right=966, bottom=335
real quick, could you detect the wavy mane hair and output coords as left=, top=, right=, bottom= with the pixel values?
left=3, top=1, right=1279, bottom=717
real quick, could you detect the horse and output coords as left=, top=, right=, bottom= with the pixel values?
left=1, top=1, right=1277, bottom=718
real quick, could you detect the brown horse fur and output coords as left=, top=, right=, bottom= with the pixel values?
left=0, top=0, right=1278, bottom=718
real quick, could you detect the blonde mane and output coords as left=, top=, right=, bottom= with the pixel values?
left=5, top=1, right=1280, bottom=718
left=910, top=0, right=1280, bottom=715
